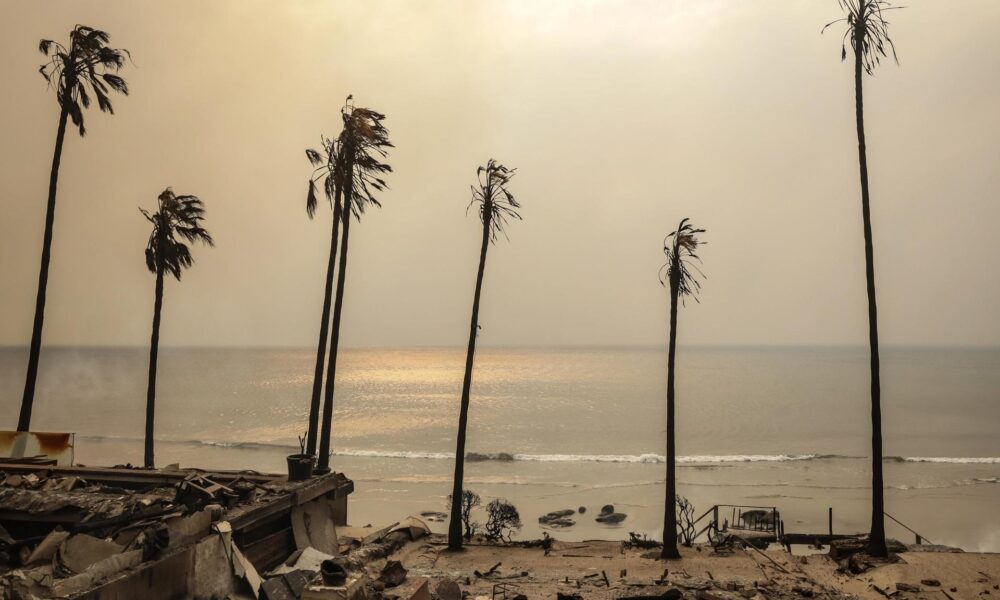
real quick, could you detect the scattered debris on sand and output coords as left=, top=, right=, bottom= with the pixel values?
left=1, top=462, right=992, bottom=600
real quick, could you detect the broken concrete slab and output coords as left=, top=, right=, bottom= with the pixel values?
left=232, top=541, right=263, bottom=598
left=292, top=498, right=340, bottom=555
left=25, top=529, right=70, bottom=565
left=50, top=548, right=143, bottom=597
left=261, top=570, right=313, bottom=600
left=166, top=507, right=214, bottom=547
left=390, top=516, right=431, bottom=541
left=190, top=531, right=249, bottom=600
left=56, top=533, right=125, bottom=574
left=270, top=546, right=336, bottom=576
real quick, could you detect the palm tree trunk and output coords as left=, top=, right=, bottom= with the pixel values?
left=854, top=28, right=888, bottom=558
left=661, top=267, right=681, bottom=560
left=17, top=107, right=70, bottom=432
left=448, top=212, right=492, bottom=550
left=306, top=191, right=342, bottom=457
left=316, top=182, right=353, bottom=474
left=144, top=264, right=165, bottom=469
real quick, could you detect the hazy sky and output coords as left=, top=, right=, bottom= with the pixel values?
left=1, top=0, right=998, bottom=348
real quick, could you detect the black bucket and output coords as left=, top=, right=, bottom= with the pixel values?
left=286, top=454, right=315, bottom=481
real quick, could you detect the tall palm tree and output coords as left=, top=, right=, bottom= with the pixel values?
left=658, top=218, right=705, bottom=560
left=315, top=99, right=393, bottom=473
left=17, top=25, right=129, bottom=432
left=448, top=160, right=520, bottom=551
left=140, top=189, right=213, bottom=468
left=824, top=0, right=900, bottom=558
left=303, top=136, right=345, bottom=457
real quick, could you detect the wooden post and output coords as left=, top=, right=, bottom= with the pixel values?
left=713, top=505, right=719, bottom=530
left=828, top=507, right=833, bottom=536
left=915, top=534, right=922, bottom=544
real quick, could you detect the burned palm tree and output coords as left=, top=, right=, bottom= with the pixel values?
left=658, top=218, right=705, bottom=559
left=140, top=189, right=213, bottom=468
left=18, top=25, right=129, bottom=432
left=448, top=160, right=521, bottom=551
left=823, top=0, right=901, bottom=558
left=303, top=136, right=345, bottom=458
left=315, top=99, right=392, bottom=473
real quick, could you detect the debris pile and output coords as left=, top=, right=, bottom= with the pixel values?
left=0, top=465, right=358, bottom=599
left=827, top=537, right=908, bottom=574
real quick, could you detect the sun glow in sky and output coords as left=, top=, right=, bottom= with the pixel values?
left=1, top=0, right=999, bottom=348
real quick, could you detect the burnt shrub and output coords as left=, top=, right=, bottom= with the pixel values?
left=446, top=489, right=481, bottom=540
left=484, top=498, right=522, bottom=542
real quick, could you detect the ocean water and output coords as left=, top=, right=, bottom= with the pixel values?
left=1, top=346, right=998, bottom=550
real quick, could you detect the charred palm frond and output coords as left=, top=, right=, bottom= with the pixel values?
left=469, top=159, right=520, bottom=242
left=140, top=189, right=214, bottom=280
left=338, top=99, right=393, bottom=219
left=305, top=136, right=343, bottom=219
left=822, top=0, right=901, bottom=74
left=659, top=218, right=706, bottom=303
left=38, top=25, right=130, bottom=136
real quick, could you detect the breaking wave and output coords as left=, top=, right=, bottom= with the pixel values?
left=77, top=437, right=1000, bottom=467
left=892, top=477, right=1000, bottom=490
left=885, top=456, right=1000, bottom=464
left=336, top=449, right=454, bottom=460
left=334, top=450, right=847, bottom=464
left=78, top=435, right=300, bottom=452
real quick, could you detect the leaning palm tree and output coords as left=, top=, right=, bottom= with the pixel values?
left=303, top=136, right=345, bottom=458
left=140, top=189, right=213, bottom=468
left=658, top=218, right=705, bottom=559
left=448, top=160, right=520, bottom=551
left=315, top=99, right=393, bottom=473
left=17, top=25, right=129, bottom=432
left=823, top=0, right=901, bottom=558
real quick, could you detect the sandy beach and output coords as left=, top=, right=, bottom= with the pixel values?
left=341, top=529, right=1000, bottom=600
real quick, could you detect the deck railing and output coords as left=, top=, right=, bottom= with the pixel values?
left=691, top=504, right=779, bottom=544
left=690, top=505, right=930, bottom=547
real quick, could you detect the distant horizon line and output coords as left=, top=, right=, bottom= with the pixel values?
left=1, top=342, right=998, bottom=351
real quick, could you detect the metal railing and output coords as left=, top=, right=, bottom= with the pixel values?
left=688, top=505, right=929, bottom=547
left=885, top=512, right=933, bottom=545
left=691, top=504, right=779, bottom=544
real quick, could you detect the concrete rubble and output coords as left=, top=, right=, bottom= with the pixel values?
left=0, top=464, right=360, bottom=600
